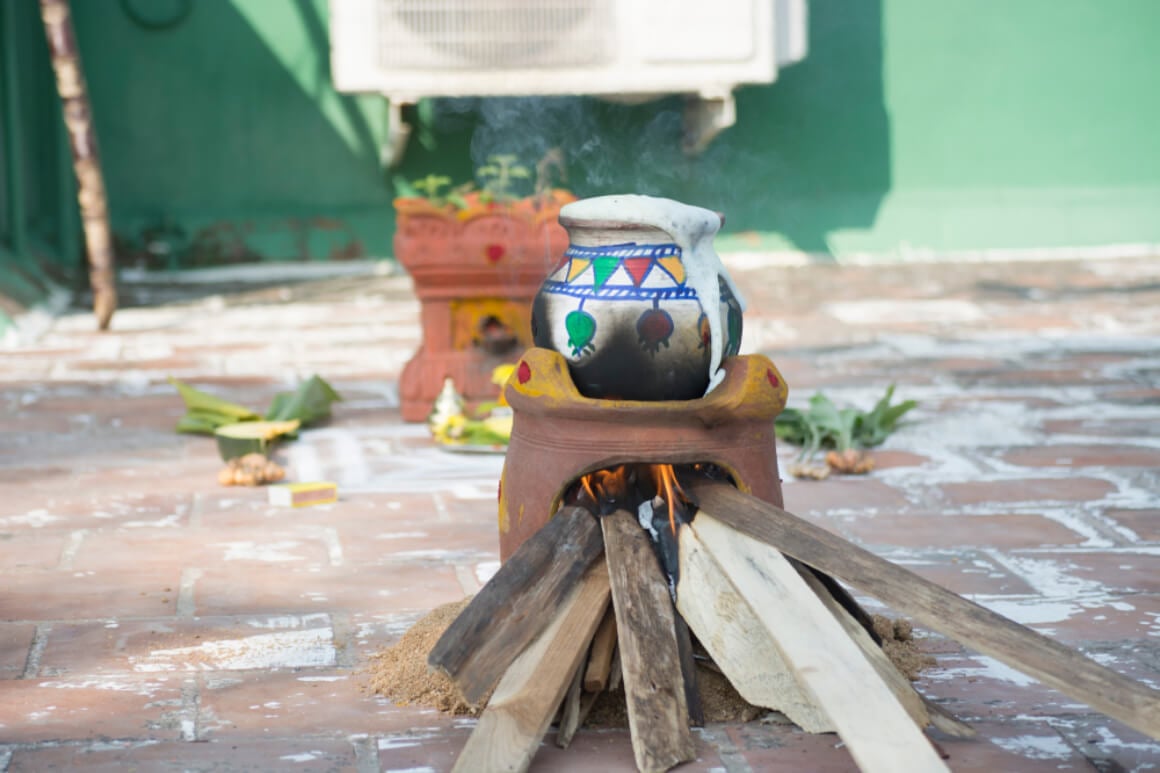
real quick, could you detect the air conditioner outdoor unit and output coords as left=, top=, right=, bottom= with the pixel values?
left=329, top=0, right=807, bottom=159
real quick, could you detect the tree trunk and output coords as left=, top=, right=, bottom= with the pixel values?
left=40, top=0, right=116, bottom=330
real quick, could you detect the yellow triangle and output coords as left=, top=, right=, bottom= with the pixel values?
left=658, top=256, right=685, bottom=284
left=566, top=258, right=592, bottom=283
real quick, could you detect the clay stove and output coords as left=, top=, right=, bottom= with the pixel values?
left=496, top=346, right=787, bottom=560
left=426, top=349, right=1160, bottom=773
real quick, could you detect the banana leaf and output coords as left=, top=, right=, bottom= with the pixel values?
left=169, top=377, right=260, bottom=435
left=265, top=375, right=343, bottom=426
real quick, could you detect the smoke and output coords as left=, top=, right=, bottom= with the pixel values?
left=427, top=96, right=685, bottom=198
left=427, top=93, right=774, bottom=226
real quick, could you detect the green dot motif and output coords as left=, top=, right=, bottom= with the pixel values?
left=565, top=310, right=597, bottom=357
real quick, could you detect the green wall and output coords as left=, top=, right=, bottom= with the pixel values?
left=0, top=0, right=80, bottom=308
left=72, top=0, right=393, bottom=267
left=65, top=0, right=1160, bottom=266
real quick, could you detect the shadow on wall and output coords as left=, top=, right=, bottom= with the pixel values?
left=395, top=0, right=890, bottom=260
left=73, top=0, right=391, bottom=268
left=715, top=0, right=891, bottom=256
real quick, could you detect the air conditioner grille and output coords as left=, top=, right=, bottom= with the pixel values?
left=378, top=0, right=613, bottom=70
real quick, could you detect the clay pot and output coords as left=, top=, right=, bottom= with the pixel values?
left=530, top=195, right=743, bottom=401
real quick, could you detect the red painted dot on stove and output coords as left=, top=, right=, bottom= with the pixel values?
left=485, top=244, right=505, bottom=263
left=767, top=369, right=780, bottom=388
left=517, top=361, right=532, bottom=384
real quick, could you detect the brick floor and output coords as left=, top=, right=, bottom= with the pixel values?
left=2, top=255, right=1160, bottom=770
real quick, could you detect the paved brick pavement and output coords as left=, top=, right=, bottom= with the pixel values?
left=2, top=255, right=1159, bottom=771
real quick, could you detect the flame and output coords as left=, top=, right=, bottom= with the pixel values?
left=579, top=467, right=624, bottom=503
left=651, top=465, right=687, bottom=535
left=577, top=463, right=689, bottom=534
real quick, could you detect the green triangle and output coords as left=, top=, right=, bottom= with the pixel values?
left=592, top=256, right=620, bottom=291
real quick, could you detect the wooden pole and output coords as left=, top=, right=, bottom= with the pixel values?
left=689, top=478, right=1160, bottom=740
left=39, top=0, right=116, bottom=330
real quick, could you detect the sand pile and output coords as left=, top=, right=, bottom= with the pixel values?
left=364, top=599, right=934, bottom=725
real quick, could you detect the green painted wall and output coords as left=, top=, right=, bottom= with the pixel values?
left=71, top=0, right=393, bottom=267
left=0, top=0, right=80, bottom=309
left=65, top=0, right=1160, bottom=266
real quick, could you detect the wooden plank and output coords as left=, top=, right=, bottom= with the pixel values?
left=673, top=613, right=705, bottom=727
left=430, top=506, right=604, bottom=704
left=453, top=559, right=611, bottom=773
left=688, top=513, right=949, bottom=773
left=584, top=606, right=618, bottom=692
left=797, top=565, right=975, bottom=738
left=689, top=478, right=1160, bottom=740
left=798, top=569, right=975, bottom=739
left=602, top=510, right=696, bottom=773
left=676, top=525, right=834, bottom=734
left=608, top=645, right=623, bottom=691
left=555, top=662, right=585, bottom=748
left=556, top=688, right=604, bottom=750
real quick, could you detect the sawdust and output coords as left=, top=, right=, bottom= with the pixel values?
left=364, top=598, right=483, bottom=716
left=872, top=614, right=936, bottom=681
left=363, top=601, right=933, bottom=726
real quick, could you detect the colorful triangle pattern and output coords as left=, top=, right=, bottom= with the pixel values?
left=559, top=252, right=687, bottom=290
left=622, top=257, right=652, bottom=286
left=592, top=257, right=620, bottom=291
left=657, top=257, right=685, bottom=284
left=566, top=258, right=591, bottom=283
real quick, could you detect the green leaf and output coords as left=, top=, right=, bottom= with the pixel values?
left=392, top=174, right=418, bottom=198
left=460, top=424, right=509, bottom=447
left=804, top=393, right=856, bottom=451
left=853, top=383, right=919, bottom=448
left=264, top=375, right=343, bottom=426
left=169, top=377, right=259, bottom=434
left=775, top=385, right=920, bottom=459
left=215, top=420, right=301, bottom=461
left=774, top=409, right=810, bottom=445
left=176, top=410, right=235, bottom=435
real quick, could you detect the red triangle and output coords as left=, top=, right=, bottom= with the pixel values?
left=623, top=257, right=652, bottom=286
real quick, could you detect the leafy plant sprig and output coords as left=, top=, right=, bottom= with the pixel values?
left=476, top=154, right=531, bottom=202
left=775, top=385, right=918, bottom=463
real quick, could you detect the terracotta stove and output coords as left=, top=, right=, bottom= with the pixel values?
left=429, top=344, right=1157, bottom=773
left=497, top=346, right=788, bottom=561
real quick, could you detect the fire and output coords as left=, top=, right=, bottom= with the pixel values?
left=575, top=463, right=691, bottom=534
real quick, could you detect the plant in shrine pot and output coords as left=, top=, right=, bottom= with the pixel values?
left=393, top=153, right=576, bottom=423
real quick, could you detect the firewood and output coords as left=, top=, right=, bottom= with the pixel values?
left=555, top=661, right=586, bottom=749
left=583, top=606, right=618, bottom=693
left=453, top=559, right=611, bottom=773
left=690, top=478, right=1160, bottom=741
left=797, top=569, right=975, bottom=739
left=602, top=510, right=696, bottom=773
left=676, top=523, right=834, bottom=734
left=673, top=613, right=705, bottom=727
left=608, top=645, right=623, bottom=691
left=687, top=513, right=949, bottom=773
left=430, top=506, right=603, bottom=704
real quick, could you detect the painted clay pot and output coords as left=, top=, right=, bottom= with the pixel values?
left=530, top=195, right=744, bottom=401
